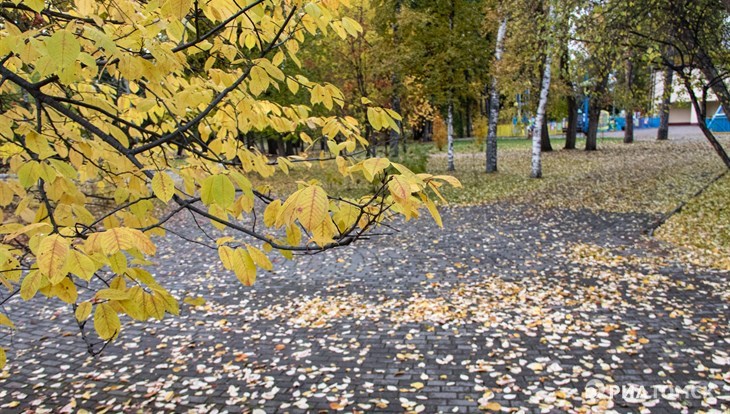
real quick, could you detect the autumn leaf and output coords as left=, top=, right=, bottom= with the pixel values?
left=151, top=171, right=176, bottom=202
left=94, top=303, right=120, bottom=340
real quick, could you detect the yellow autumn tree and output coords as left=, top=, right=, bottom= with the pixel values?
left=0, top=0, right=460, bottom=366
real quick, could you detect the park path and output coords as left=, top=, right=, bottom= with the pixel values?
left=0, top=203, right=728, bottom=413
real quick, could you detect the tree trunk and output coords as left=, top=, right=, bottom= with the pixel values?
left=389, top=84, right=401, bottom=158
left=560, top=44, right=577, bottom=149
left=585, top=75, right=607, bottom=151
left=540, top=121, right=552, bottom=151
left=586, top=103, right=600, bottom=151
left=624, top=111, right=634, bottom=144
left=565, top=95, right=577, bottom=149
left=657, top=66, right=673, bottom=141
left=267, top=138, right=279, bottom=155
left=486, top=17, right=508, bottom=173
left=365, top=124, right=375, bottom=157
left=465, top=99, right=472, bottom=138
left=388, top=0, right=402, bottom=158
left=695, top=49, right=730, bottom=121
left=447, top=104, right=455, bottom=171
left=531, top=44, right=552, bottom=179
left=624, top=59, right=634, bottom=144
left=682, top=76, right=730, bottom=169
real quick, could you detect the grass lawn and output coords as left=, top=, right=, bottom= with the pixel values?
left=257, top=136, right=730, bottom=269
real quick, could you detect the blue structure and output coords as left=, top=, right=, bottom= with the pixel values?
left=580, top=96, right=660, bottom=133
left=707, top=106, right=730, bottom=132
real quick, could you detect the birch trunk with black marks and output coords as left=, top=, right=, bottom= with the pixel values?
left=531, top=48, right=552, bottom=178
left=447, top=104, right=455, bottom=171
left=486, top=17, right=508, bottom=173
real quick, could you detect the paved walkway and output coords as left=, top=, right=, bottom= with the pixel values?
left=0, top=203, right=728, bottom=413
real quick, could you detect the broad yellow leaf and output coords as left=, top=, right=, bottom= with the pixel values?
left=279, top=185, right=328, bottom=232
left=75, top=301, right=92, bottom=321
left=96, top=288, right=131, bottom=301
left=0, top=347, right=5, bottom=369
left=37, top=234, right=69, bottom=283
left=263, top=199, right=281, bottom=227
left=161, top=0, right=193, bottom=19
left=94, top=303, right=120, bottom=340
left=246, top=244, right=272, bottom=271
left=388, top=175, right=412, bottom=202
left=362, top=158, right=390, bottom=182
left=151, top=172, right=175, bottom=202
left=24, top=0, right=45, bottom=12
left=143, top=291, right=166, bottom=320
left=200, top=174, right=235, bottom=208
left=65, top=250, right=97, bottom=281
left=52, top=277, right=77, bottom=304
left=20, top=271, right=42, bottom=300
left=45, top=30, right=80, bottom=72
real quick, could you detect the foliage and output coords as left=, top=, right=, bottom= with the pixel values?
left=432, top=114, right=448, bottom=151
left=0, top=0, right=460, bottom=367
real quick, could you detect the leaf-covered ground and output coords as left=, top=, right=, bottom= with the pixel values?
left=1, top=132, right=729, bottom=413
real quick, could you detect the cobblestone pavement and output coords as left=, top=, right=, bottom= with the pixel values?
left=0, top=203, right=728, bottom=413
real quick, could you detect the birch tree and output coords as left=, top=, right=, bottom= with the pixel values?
left=486, top=16, right=508, bottom=173
left=531, top=18, right=553, bottom=179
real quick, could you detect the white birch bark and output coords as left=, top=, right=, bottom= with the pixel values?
left=447, top=103, right=455, bottom=171
left=486, top=17, right=508, bottom=173
left=531, top=47, right=552, bottom=178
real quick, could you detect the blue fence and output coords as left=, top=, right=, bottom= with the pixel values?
left=613, top=116, right=660, bottom=131
left=708, top=116, right=730, bottom=132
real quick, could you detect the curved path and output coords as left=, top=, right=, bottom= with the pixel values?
left=0, top=203, right=728, bottom=413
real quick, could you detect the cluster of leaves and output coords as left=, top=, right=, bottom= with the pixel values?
left=0, top=0, right=460, bottom=367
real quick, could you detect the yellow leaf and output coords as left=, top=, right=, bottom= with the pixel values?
left=52, top=277, right=77, bottom=304
left=219, top=246, right=257, bottom=286
left=94, top=303, right=120, bottom=340
left=0, top=313, right=14, bottom=329
left=287, top=77, right=299, bottom=94
left=246, top=244, right=272, bottom=271
left=362, top=158, right=390, bottom=182
left=484, top=402, right=501, bottom=411
left=119, top=286, right=145, bottom=320
left=143, top=291, right=166, bottom=320
left=421, top=195, right=442, bottom=228
left=201, top=174, right=235, bottom=208
left=37, top=234, right=69, bottom=283
left=161, top=0, right=193, bottom=19
left=0, top=347, right=5, bottom=369
left=388, top=175, right=412, bottom=202
left=151, top=172, right=176, bottom=202
left=45, top=30, right=80, bottom=72
left=24, top=0, right=45, bottom=12
left=96, top=288, right=131, bottom=301
left=411, top=382, right=424, bottom=390
left=75, top=302, right=92, bottom=321
left=17, top=160, right=41, bottom=188
left=341, top=17, right=363, bottom=36
left=20, top=271, right=42, bottom=300
left=279, top=185, right=328, bottom=232
left=65, top=250, right=97, bottom=281
left=263, top=199, right=281, bottom=227
left=183, top=296, right=206, bottom=307
left=433, top=175, right=462, bottom=188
